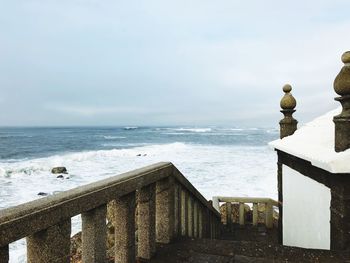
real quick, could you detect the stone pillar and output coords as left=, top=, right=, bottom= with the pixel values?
left=226, top=202, right=232, bottom=231
left=27, top=219, right=71, bottom=263
left=193, top=202, right=198, bottom=238
left=334, top=51, right=350, bottom=152
left=174, top=184, right=181, bottom=237
left=180, top=189, right=188, bottom=236
left=0, top=245, right=9, bottom=263
left=203, top=208, right=210, bottom=238
left=156, top=177, right=175, bottom=243
left=137, top=184, right=156, bottom=260
left=279, top=84, right=297, bottom=139
left=278, top=85, right=297, bottom=245
left=114, top=192, right=136, bottom=263
left=187, top=196, right=194, bottom=237
left=82, top=204, right=107, bottom=263
left=198, top=207, right=203, bottom=238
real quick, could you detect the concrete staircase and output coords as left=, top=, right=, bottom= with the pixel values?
left=149, top=225, right=350, bottom=263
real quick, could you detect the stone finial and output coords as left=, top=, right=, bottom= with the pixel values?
left=279, top=84, right=297, bottom=139
left=333, top=51, right=350, bottom=152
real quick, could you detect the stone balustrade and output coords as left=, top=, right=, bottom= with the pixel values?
left=0, top=162, right=221, bottom=263
left=212, top=196, right=278, bottom=229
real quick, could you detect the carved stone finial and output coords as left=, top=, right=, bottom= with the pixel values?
left=280, top=84, right=297, bottom=110
left=334, top=51, right=350, bottom=152
left=279, top=84, right=297, bottom=139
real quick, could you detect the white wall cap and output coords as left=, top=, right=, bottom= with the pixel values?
left=269, top=107, right=350, bottom=174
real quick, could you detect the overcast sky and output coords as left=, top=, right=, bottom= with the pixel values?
left=0, top=0, right=349, bottom=127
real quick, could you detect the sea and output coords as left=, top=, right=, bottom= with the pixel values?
left=0, top=126, right=279, bottom=262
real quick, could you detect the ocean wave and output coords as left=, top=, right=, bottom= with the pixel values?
left=2, top=140, right=277, bottom=263
left=167, top=128, right=212, bottom=133
left=123, top=126, right=138, bottom=130
left=0, top=165, right=47, bottom=178
left=103, top=136, right=127, bottom=140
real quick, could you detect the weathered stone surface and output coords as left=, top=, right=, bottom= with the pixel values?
left=187, top=197, right=194, bottom=237
left=114, top=192, right=136, bottom=263
left=137, top=184, right=156, bottom=259
left=27, top=219, right=71, bottom=263
left=51, top=167, right=68, bottom=174
left=156, top=177, right=175, bottom=243
left=70, top=232, right=82, bottom=263
left=71, top=222, right=115, bottom=263
left=219, top=203, right=278, bottom=227
left=220, top=203, right=250, bottom=224
left=180, top=189, right=188, bottom=236
left=82, top=205, right=107, bottom=263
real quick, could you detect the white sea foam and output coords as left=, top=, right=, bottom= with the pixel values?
left=123, top=126, right=138, bottom=130
left=1, top=142, right=276, bottom=262
left=103, top=136, right=127, bottom=139
left=168, top=128, right=212, bottom=133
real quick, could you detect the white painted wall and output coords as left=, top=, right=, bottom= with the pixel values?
left=283, top=165, right=331, bottom=250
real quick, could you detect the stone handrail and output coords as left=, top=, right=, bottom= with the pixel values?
left=212, top=196, right=278, bottom=229
left=0, top=162, right=221, bottom=263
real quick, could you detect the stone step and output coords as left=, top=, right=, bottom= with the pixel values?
left=149, top=238, right=350, bottom=263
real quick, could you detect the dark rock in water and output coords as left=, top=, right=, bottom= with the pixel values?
left=51, top=167, right=68, bottom=174
left=143, top=154, right=147, bottom=156
left=38, top=192, right=48, bottom=196
left=56, top=175, right=64, bottom=179
left=136, top=154, right=142, bottom=157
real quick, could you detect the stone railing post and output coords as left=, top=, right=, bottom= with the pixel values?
left=114, top=192, right=136, bottom=263
left=187, top=196, right=194, bottom=237
left=334, top=51, right=350, bottom=152
left=226, top=202, right=232, bottom=230
left=180, top=189, right=188, bottom=236
left=265, top=202, right=273, bottom=229
left=193, top=202, right=198, bottom=237
left=27, top=219, right=71, bottom=263
left=198, top=207, right=203, bottom=238
left=156, top=177, right=175, bottom=243
left=204, top=208, right=210, bottom=238
left=137, top=184, right=156, bottom=260
left=82, top=205, right=107, bottom=263
left=0, top=245, right=9, bottom=263
left=174, top=184, right=181, bottom=237
left=278, top=84, right=297, bottom=244
left=252, top=203, right=258, bottom=226
left=279, top=84, right=297, bottom=139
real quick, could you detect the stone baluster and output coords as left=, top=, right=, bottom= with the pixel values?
left=198, top=207, right=203, bottom=238
left=82, top=205, right=107, bottom=263
left=156, top=177, right=175, bottom=243
left=206, top=208, right=211, bottom=238
left=265, top=202, right=273, bottom=229
left=187, top=196, right=194, bottom=237
left=226, top=202, right=232, bottom=231
left=114, top=192, right=136, bottom=263
left=333, top=51, right=350, bottom=152
left=180, top=189, right=188, bottom=236
left=174, top=184, right=181, bottom=237
left=27, top=219, right=71, bottom=263
left=239, top=203, right=245, bottom=225
left=252, top=203, right=258, bottom=226
left=193, top=202, right=198, bottom=238
left=0, top=245, right=9, bottom=263
left=279, top=84, right=297, bottom=139
left=210, top=214, right=214, bottom=239
left=137, top=184, right=156, bottom=260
